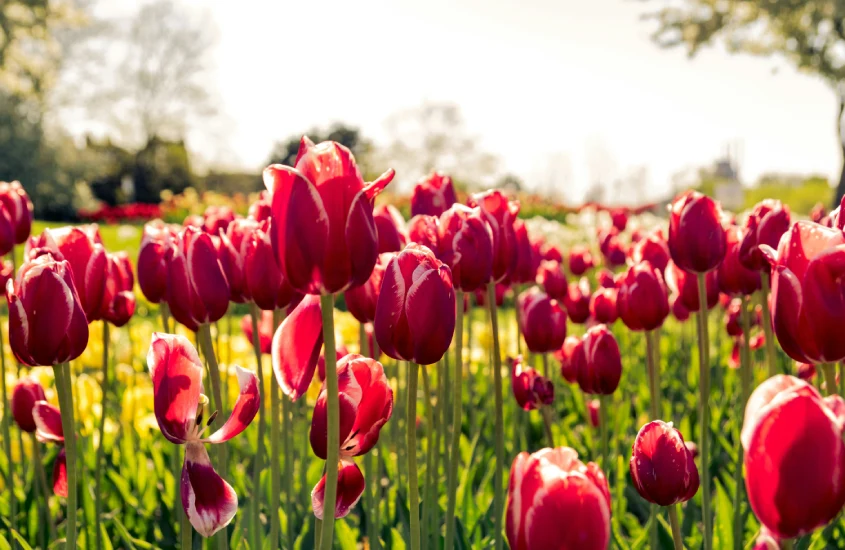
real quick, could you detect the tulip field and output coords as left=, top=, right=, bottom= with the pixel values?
left=1, top=142, right=845, bottom=550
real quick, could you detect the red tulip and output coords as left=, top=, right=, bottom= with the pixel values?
left=474, top=282, right=508, bottom=308
left=437, top=204, right=494, bottom=292
left=103, top=252, right=136, bottom=327
left=542, top=244, right=563, bottom=264
left=629, top=229, right=670, bottom=273
left=796, top=362, right=816, bottom=381
left=725, top=298, right=744, bottom=337
left=344, top=253, right=390, bottom=324
left=668, top=190, right=727, bottom=273
left=317, top=344, right=349, bottom=383
left=510, top=356, right=554, bottom=411
left=810, top=203, right=826, bottom=224
left=243, top=220, right=299, bottom=312
left=742, top=375, right=845, bottom=539
left=248, top=190, right=272, bottom=223
left=571, top=325, right=622, bottom=395
left=373, top=204, right=407, bottom=253
left=536, top=260, right=567, bottom=301
left=312, top=459, right=366, bottom=520
left=588, top=399, right=600, bottom=428
left=374, top=244, right=455, bottom=365
left=0, top=259, right=12, bottom=291
left=264, top=137, right=395, bottom=295
left=218, top=217, right=259, bottom=303
left=617, top=262, right=669, bottom=331
left=138, top=220, right=177, bottom=304
left=665, top=260, right=718, bottom=312
left=629, top=420, right=699, bottom=506
left=272, top=295, right=324, bottom=400
left=718, top=225, right=761, bottom=296
left=595, top=268, right=616, bottom=289
left=166, top=226, right=230, bottom=332
left=33, top=401, right=64, bottom=443
left=406, top=215, right=440, bottom=253
left=53, top=448, right=68, bottom=497
left=11, top=378, right=46, bottom=432
left=203, top=205, right=236, bottom=236
left=410, top=172, right=457, bottom=217
left=567, top=245, right=594, bottom=276
left=739, top=199, right=791, bottom=271
left=609, top=208, right=628, bottom=232
left=506, top=447, right=611, bottom=550
left=183, top=215, right=203, bottom=229
left=670, top=293, right=690, bottom=322
left=562, top=278, right=591, bottom=324
left=558, top=336, right=581, bottom=383
left=0, top=181, right=33, bottom=245
left=148, top=333, right=259, bottom=537
left=589, top=287, right=618, bottom=324
left=598, top=228, right=626, bottom=268
left=762, top=221, right=845, bottom=364
left=469, top=189, right=520, bottom=284
left=511, top=220, right=539, bottom=284
left=7, top=252, right=89, bottom=366
left=518, top=288, right=567, bottom=354
left=241, top=310, right=274, bottom=354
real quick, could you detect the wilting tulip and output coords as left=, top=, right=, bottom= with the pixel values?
left=629, top=229, right=670, bottom=273
left=739, top=199, right=791, bottom=271
left=588, top=399, right=600, bottom=428
left=219, top=217, right=259, bottom=303
left=562, top=278, right=591, bottom=324
left=511, top=220, right=539, bottom=284
left=410, top=172, right=457, bottom=217
left=248, top=190, right=272, bottom=223
left=589, top=287, right=618, bottom=324
left=518, top=288, right=567, bottom=354
left=762, top=221, right=845, bottom=364
left=629, top=420, right=699, bottom=506
left=510, top=356, right=554, bottom=411
left=11, top=378, right=46, bottom=432
left=7, top=252, right=89, bottom=366
left=0, top=181, right=33, bottom=245
left=568, top=245, right=594, bottom=276
left=718, top=225, right=761, bottom=296
left=536, top=260, right=567, bottom=301
left=506, top=446, right=611, bottom=550
left=166, top=226, right=230, bottom=332
left=558, top=336, right=581, bottom=383
left=742, top=375, right=845, bottom=539
left=243, top=220, right=299, bottom=312
left=406, top=215, right=440, bottom=252
left=264, top=138, right=394, bottom=295
left=469, top=190, right=520, bottom=284
left=272, top=295, right=324, bottom=400
left=571, top=325, right=622, bottom=395
left=138, top=220, right=176, bottom=304
left=617, top=262, right=669, bottom=331
left=148, top=333, right=260, bottom=537
left=103, top=252, right=136, bottom=327
left=373, top=204, right=407, bottom=253
left=668, top=190, right=727, bottom=273
left=344, top=254, right=390, bottom=324
left=241, top=310, right=274, bottom=354
left=665, top=260, right=718, bottom=313
left=437, top=204, right=494, bottom=291
left=203, top=205, right=236, bottom=236
left=598, top=228, right=626, bottom=268
left=375, top=244, right=455, bottom=365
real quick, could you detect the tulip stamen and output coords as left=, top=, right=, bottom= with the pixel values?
left=206, top=410, right=219, bottom=427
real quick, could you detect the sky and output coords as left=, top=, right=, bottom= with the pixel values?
left=90, top=0, right=840, bottom=204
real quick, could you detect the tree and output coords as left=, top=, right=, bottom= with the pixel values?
left=643, top=0, right=845, bottom=205
left=267, top=123, right=374, bottom=174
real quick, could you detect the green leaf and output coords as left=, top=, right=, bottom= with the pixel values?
left=714, top=481, right=734, bottom=550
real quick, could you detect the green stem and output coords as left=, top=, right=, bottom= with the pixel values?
left=421, top=365, right=435, bottom=550
left=53, top=363, right=78, bottom=550
left=445, top=289, right=464, bottom=550
left=541, top=406, right=555, bottom=448
left=487, top=283, right=505, bottom=550
left=283, top=391, right=294, bottom=549
left=668, top=504, right=683, bottom=550
left=407, top=362, right=421, bottom=550
left=840, top=363, right=845, bottom=397
left=760, top=273, right=778, bottom=377
left=160, top=301, right=171, bottom=334
left=599, top=394, right=609, bottom=470
left=733, top=297, right=753, bottom=549
left=541, top=350, right=550, bottom=380
left=178, top=445, right=192, bottom=549
left=95, top=321, right=110, bottom=550
left=822, top=364, right=838, bottom=396
left=0, top=320, right=15, bottom=540
left=248, top=304, right=266, bottom=550
left=645, top=330, right=660, bottom=420
left=782, top=540, right=794, bottom=550
left=32, top=433, right=56, bottom=541
left=360, top=324, right=379, bottom=550
left=270, top=308, right=284, bottom=548
left=695, top=273, right=713, bottom=550
left=515, top=284, right=523, bottom=356
left=318, top=294, right=339, bottom=550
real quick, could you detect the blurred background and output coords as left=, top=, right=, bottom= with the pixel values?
left=1, top=0, right=842, bottom=223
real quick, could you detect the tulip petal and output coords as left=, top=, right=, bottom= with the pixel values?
left=310, top=361, right=361, bottom=459
left=148, top=333, right=203, bottom=444
left=203, top=366, right=260, bottom=444
left=33, top=401, right=64, bottom=443
left=311, top=459, right=366, bottom=520
left=769, top=266, right=817, bottom=363
left=344, top=189, right=380, bottom=290
left=181, top=442, right=238, bottom=538
left=187, top=232, right=230, bottom=324
left=345, top=356, right=394, bottom=456
left=52, top=448, right=68, bottom=497
left=272, top=295, right=323, bottom=401
left=405, top=266, right=456, bottom=365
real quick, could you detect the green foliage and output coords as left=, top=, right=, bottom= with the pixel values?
left=744, top=175, right=832, bottom=215
left=133, top=137, right=197, bottom=204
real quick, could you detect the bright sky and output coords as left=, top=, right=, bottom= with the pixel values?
left=97, top=0, right=840, bottom=203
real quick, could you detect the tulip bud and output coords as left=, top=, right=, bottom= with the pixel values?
left=7, top=252, right=89, bottom=366
left=596, top=268, right=616, bottom=289
left=0, top=181, right=33, bottom=245
left=562, top=278, right=591, bottom=324
left=542, top=244, right=563, bottom=263
left=518, top=288, right=567, bottom=354
left=510, top=219, right=538, bottom=284
left=668, top=190, right=727, bottom=273
left=375, top=244, right=455, bottom=365
left=567, top=245, right=594, bottom=276
left=510, top=356, right=554, bottom=411
left=506, top=447, right=611, bottom=550
left=572, top=325, right=622, bottom=395
left=138, top=220, right=177, bottom=304
left=218, top=217, right=259, bottom=303
left=718, top=225, right=761, bottom=296
left=469, top=190, right=520, bottom=284
left=11, top=378, right=46, bottom=432
left=410, top=172, right=457, bottom=217
left=598, top=228, right=626, bottom=268
left=617, top=262, right=669, bottom=331
left=536, top=260, right=567, bottom=301
left=670, top=293, right=690, bottom=322
left=344, top=254, right=391, bottom=324
left=243, top=220, right=299, bottom=312
left=589, top=287, right=618, bottom=325
left=629, top=229, right=670, bottom=272
left=437, top=204, right=494, bottom=291
left=588, top=399, right=600, bottom=428
left=610, top=208, right=628, bottom=232
left=739, top=199, right=791, bottom=271
left=629, top=420, right=699, bottom=506
left=665, top=260, right=718, bottom=313
left=373, top=204, right=407, bottom=253
left=103, top=252, right=136, bottom=327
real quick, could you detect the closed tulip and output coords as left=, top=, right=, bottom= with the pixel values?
left=596, top=268, right=616, bottom=289
left=589, top=287, right=618, bottom=324
left=542, top=244, right=564, bottom=263
left=506, top=446, right=611, bottom=550
left=588, top=399, right=600, bottom=428
left=598, top=228, right=626, bottom=268
left=11, top=378, right=46, bottom=432
left=742, top=375, right=845, bottom=539
left=562, top=278, right=591, bottom=324
left=511, top=219, right=539, bottom=284
left=510, top=356, right=554, bottom=411
left=7, top=252, right=89, bottom=366
left=629, top=229, right=670, bottom=272
left=469, top=189, right=520, bottom=284
left=518, top=288, right=567, bottom=354
left=670, top=293, right=691, bottom=322
left=567, top=245, right=594, bottom=276
left=410, top=171, right=457, bottom=217
left=571, top=325, right=622, bottom=395
left=243, top=220, right=299, bottom=312
left=668, top=190, right=727, bottom=273
left=218, top=217, right=259, bottom=303
left=617, top=262, right=669, bottom=331
left=344, top=253, right=391, bottom=324
left=137, top=220, right=177, bottom=304
left=558, top=336, right=581, bottom=383
left=264, top=137, right=394, bottom=295
left=0, top=181, right=33, bottom=245
left=739, top=199, right=791, bottom=271
left=406, top=215, right=440, bottom=253
left=718, top=225, right=761, bottom=296
left=166, top=226, right=230, bottom=332
left=536, top=260, right=567, bottom=301
left=103, top=252, right=136, bottom=327
left=630, top=420, right=699, bottom=506
left=665, top=260, right=718, bottom=312
left=610, top=208, right=628, bottom=232
left=437, top=204, right=494, bottom=291
left=761, top=221, right=845, bottom=364
left=373, top=204, right=407, bottom=253
left=248, top=190, right=272, bottom=223
left=375, top=244, right=455, bottom=365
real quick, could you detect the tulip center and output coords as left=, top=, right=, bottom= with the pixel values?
left=187, top=393, right=218, bottom=441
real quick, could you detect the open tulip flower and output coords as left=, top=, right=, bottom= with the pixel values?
left=137, top=219, right=177, bottom=304
left=518, top=287, right=567, bottom=353
left=742, top=375, right=845, bottom=539
left=506, top=446, right=611, bottom=550
left=309, top=353, right=393, bottom=519
left=263, top=137, right=395, bottom=295
left=373, top=203, right=407, bottom=253
left=510, top=356, right=554, bottom=411
left=630, top=420, right=699, bottom=506
left=667, top=190, right=727, bottom=273
left=148, top=333, right=260, bottom=537
left=410, top=171, right=457, bottom=217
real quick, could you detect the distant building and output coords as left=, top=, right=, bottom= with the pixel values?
left=713, top=145, right=744, bottom=212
